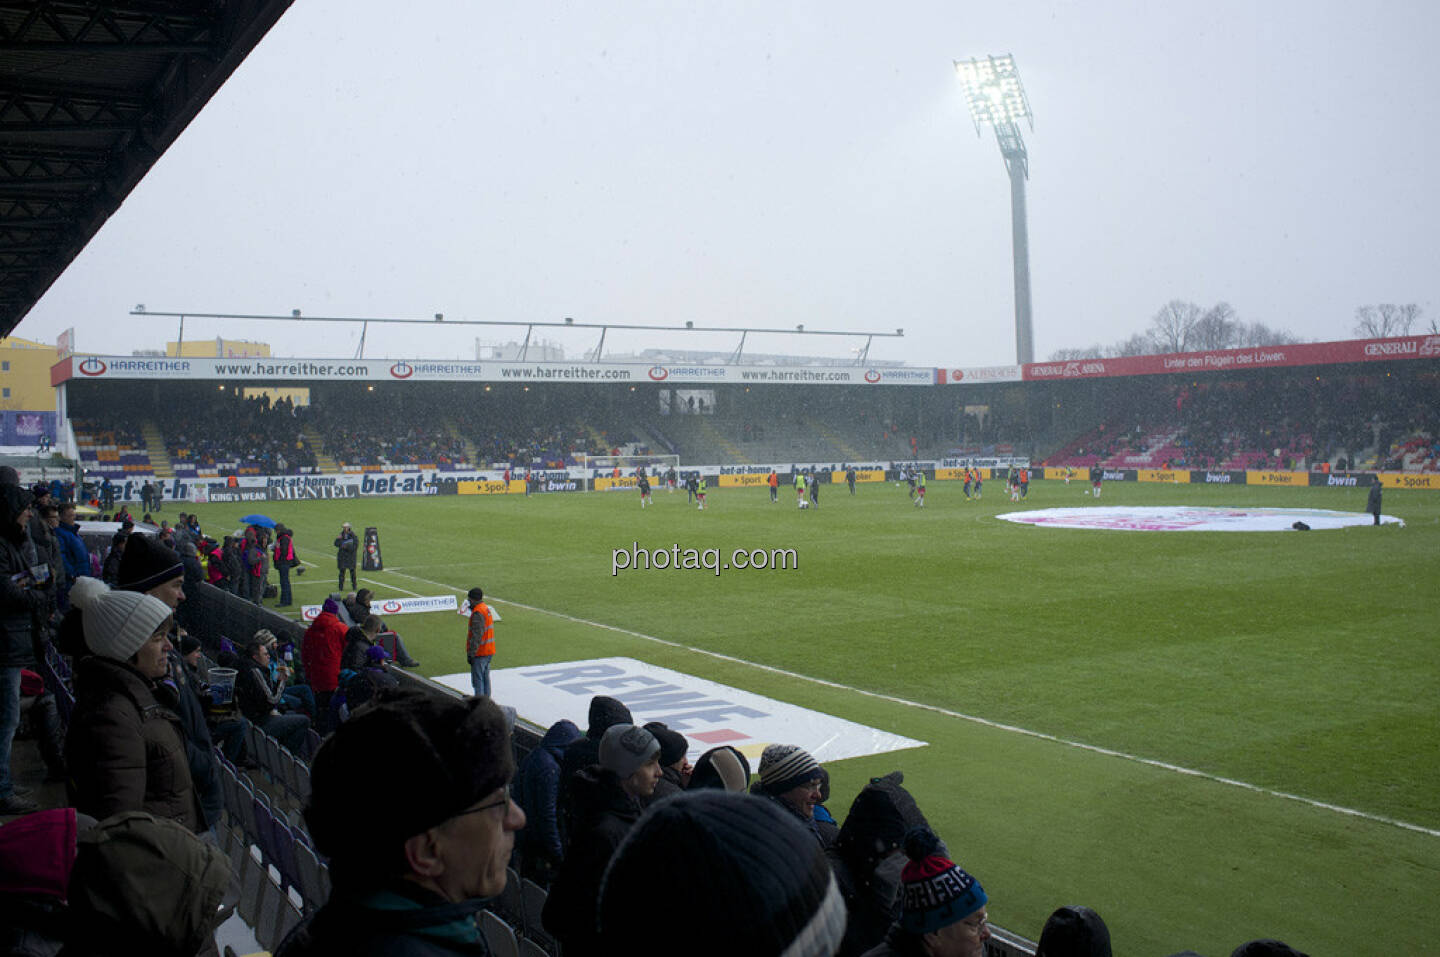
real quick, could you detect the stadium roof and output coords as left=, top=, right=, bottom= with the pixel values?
left=0, top=0, right=296, bottom=339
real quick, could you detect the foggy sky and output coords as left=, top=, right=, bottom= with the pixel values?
left=14, top=0, right=1440, bottom=367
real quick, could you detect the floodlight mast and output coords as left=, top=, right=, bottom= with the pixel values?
left=954, top=54, right=1035, bottom=365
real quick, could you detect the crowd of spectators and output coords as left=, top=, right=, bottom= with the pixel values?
left=311, top=403, right=466, bottom=468
left=163, top=392, right=316, bottom=474
left=1047, top=371, right=1440, bottom=472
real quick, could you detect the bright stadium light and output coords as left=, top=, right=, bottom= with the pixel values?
left=954, top=53, right=1035, bottom=365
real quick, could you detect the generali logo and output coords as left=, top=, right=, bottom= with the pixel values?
left=1363, top=341, right=1417, bottom=357
left=1418, top=336, right=1440, bottom=357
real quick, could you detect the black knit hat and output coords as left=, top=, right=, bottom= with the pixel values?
left=642, top=722, right=689, bottom=767
left=1038, top=905, right=1113, bottom=957
left=1229, top=941, right=1310, bottom=957
left=587, top=695, right=632, bottom=739
left=835, top=771, right=934, bottom=872
left=116, top=534, right=183, bottom=593
left=598, top=790, right=847, bottom=956
left=305, top=690, right=513, bottom=884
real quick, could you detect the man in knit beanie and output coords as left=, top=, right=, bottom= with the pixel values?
left=277, top=690, right=524, bottom=956
left=756, top=742, right=831, bottom=848
left=557, top=694, right=633, bottom=847
left=598, top=789, right=847, bottom=956
left=543, top=723, right=659, bottom=953
left=863, top=827, right=989, bottom=957
left=641, top=720, right=689, bottom=802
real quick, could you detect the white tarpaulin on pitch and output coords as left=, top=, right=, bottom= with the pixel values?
left=997, top=505, right=1404, bottom=532
left=435, top=657, right=925, bottom=766
left=300, top=594, right=458, bottom=620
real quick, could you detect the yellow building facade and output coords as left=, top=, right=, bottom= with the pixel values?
left=0, top=336, right=58, bottom=410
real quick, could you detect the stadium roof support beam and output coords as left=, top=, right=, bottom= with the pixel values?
left=954, top=53, right=1035, bottom=366
left=130, top=309, right=906, bottom=363
left=0, top=0, right=299, bottom=337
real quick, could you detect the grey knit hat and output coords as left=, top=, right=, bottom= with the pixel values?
left=599, top=724, right=660, bottom=779
left=70, top=577, right=171, bottom=662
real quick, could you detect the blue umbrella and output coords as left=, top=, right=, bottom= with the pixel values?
left=240, top=514, right=278, bottom=528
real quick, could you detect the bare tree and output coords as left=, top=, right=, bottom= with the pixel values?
left=1107, top=332, right=1155, bottom=357
left=1149, top=300, right=1203, bottom=353
left=1048, top=345, right=1104, bottom=361
left=1354, top=303, right=1421, bottom=338
left=1190, top=302, right=1239, bottom=350
left=1236, top=321, right=1301, bottom=347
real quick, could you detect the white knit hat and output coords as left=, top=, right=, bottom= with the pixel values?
left=70, top=577, right=172, bottom=662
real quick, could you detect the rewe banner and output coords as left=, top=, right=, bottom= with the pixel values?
left=435, top=657, right=925, bottom=765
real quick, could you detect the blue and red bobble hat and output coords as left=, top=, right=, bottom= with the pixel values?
left=899, top=827, right=987, bottom=936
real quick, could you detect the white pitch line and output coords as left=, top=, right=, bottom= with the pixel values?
left=381, top=565, right=1439, bottom=840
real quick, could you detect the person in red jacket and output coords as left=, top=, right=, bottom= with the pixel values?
left=301, top=597, right=348, bottom=725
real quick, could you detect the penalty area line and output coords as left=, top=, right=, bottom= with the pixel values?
left=381, top=566, right=1439, bottom=840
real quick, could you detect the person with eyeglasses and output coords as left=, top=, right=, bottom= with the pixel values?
left=861, top=827, right=990, bottom=957
left=275, top=689, right=525, bottom=956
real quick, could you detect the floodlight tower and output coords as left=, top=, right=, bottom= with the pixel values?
left=954, top=54, right=1035, bottom=365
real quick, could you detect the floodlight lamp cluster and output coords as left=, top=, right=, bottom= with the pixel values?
left=954, top=55, right=1032, bottom=133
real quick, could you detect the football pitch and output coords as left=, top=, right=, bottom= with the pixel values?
left=189, top=478, right=1439, bottom=955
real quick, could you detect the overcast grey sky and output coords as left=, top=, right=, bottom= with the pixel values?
left=15, top=0, right=1440, bottom=366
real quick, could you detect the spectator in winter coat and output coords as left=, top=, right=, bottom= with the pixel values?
left=829, top=772, right=939, bottom=957
left=861, top=828, right=989, bottom=957
left=236, top=638, right=311, bottom=755
left=219, top=536, right=243, bottom=595
left=597, top=790, right=848, bottom=957
left=53, top=501, right=91, bottom=607
left=558, top=694, right=632, bottom=849
left=543, top=724, right=661, bottom=954
left=755, top=743, right=832, bottom=849
left=514, top=718, right=582, bottom=884
left=642, top=721, right=690, bottom=804
left=275, top=691, right=524, bottom=957
left=0, top=483, right=47, bottom=815
left=301, top=598, right=349, bottom=724
left=64, top=577, right=201, bottom=830
left=116, top=534, right=223, bottom=832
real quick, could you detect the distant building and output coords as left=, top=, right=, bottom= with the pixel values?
left=0, top=336, right=58, bottom=409
left=166, top=337, right=271, bottom=358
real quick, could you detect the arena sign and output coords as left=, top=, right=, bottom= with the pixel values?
left=300, top=594, right=457, bottom=620
left=997, top=505, right=1403, bottom=532
left=1020, top=334, right=1440, bottom=382
left=435, top=657, right=925, bottom=764
left=52, top=354, right=936, bottom=386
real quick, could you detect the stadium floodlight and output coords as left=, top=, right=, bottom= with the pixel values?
left=954, top=53, right=1035, bottom=365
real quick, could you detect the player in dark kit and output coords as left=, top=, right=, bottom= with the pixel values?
left=846, top=466, right=856, bottom=494
left=637, top=469, right=652, bottom=509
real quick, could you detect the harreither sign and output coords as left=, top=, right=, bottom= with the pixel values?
left=51, top=355, right=935, bottom=387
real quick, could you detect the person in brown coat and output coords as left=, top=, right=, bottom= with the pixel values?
left=64, top=577, right=202, bottom=831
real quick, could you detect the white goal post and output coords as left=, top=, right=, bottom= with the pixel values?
left=577, top=453, right=681, bottom=491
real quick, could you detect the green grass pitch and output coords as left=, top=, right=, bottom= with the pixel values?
left=187, top=477, right=1440, bottom=955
